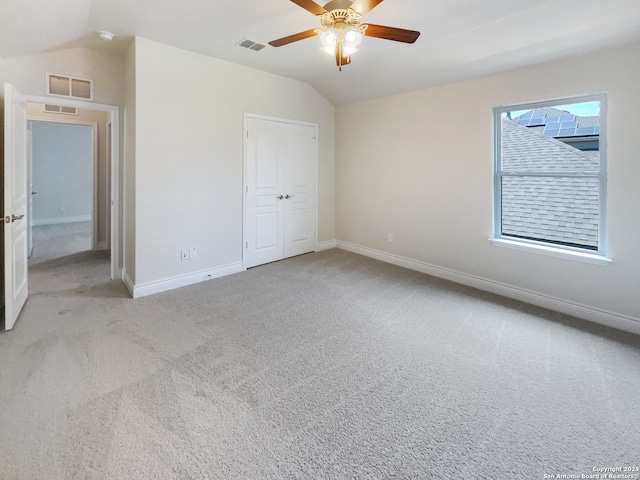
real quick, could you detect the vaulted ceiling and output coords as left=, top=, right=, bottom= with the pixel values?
left=2, top=0, right=640, bottom=105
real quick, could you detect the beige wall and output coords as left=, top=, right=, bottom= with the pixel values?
left=1, top=46, right=126, bottom=267
left=336, top=41, right=640, bottom=325
left=27, top=104, right=111, bottom=247
left=127, top=37, right=335, bottom=287
left=0, top=47, right=125, bottom=106
left=123, top=42, right=136, bottom=282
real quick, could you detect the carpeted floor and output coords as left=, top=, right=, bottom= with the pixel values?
left=29, top=221, right=93, bottom=264
left=0, top=248, right=639, bottom=479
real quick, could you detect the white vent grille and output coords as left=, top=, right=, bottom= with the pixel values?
left=71, top=78, right=91, bottom=99
left=43, top=104, right=78, bottom=116
left=236, top=38, right=267, bottom=52
left=46, top=73, right=93, bottom=100
left=49, top=75, right=69, bottom=96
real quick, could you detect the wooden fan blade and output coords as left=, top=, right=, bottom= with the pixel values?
left=363, top=24, right=421, bottom=44
left=269, top=29, right=319, bottom=47
left=290, top=0, right=327, bottom=16
left=349, top=0, right=384, bottom=16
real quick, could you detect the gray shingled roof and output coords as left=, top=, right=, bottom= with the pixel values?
left=501, top=118, right=600, bottom=249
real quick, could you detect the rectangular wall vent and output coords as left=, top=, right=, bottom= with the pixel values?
left=43, top=104, right=79, bottom=116
left=46, top=73, right=93, bottom=100
left=236, top=38, right=267, bottom=52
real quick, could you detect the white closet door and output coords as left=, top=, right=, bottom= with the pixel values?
left=244, top=116, right=317, bottom=269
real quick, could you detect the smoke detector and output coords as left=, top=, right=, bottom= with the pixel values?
left=97, top=31, right=114, bottom=41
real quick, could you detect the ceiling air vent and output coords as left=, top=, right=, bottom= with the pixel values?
left=43, top=104, right=78, bottom=116
left=46, top=73, right=93, bottom=100
left=236, top=38, right=267, bottom=52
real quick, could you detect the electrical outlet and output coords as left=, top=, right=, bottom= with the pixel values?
left=181, top=249, right=188, bottom=260
left=388, top=233, right=394, bottom=242
left=189, top=247, right=197, bottom=259
left=59, top=205, right=66, bottom=212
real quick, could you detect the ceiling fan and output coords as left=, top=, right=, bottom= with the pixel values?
left=269, top=0, right=420, bottom=71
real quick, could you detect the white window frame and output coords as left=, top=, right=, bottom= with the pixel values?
left=491, top=94, right=610, bottom=265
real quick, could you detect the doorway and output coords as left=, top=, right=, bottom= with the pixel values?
left=29, top=118, right=97, bottom=262
left=24, top=95, right=120, bottom=280
left=2, top=86, right=120, bottom=330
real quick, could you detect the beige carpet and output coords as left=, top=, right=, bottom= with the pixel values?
left=29, top=221, right=93, bottom=264
left=0, top=248, right=639, bottom=479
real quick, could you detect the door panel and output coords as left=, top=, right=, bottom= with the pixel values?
left=245, top=119, right=284, bottom=268
left=288, top=208, right=310, bottom=242
left=255, top=213, right=280, bottom=250
left=282, top=124, right=316, bottom=258
left=3, top=83, right=29, bottom=330
left=244, top=117, right=317, bottom=268
left=256, top=131, right=279, bottom=189
left=13, top=230, right=27, bottom=293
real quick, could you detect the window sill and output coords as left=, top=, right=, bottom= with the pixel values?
left=489, top=238, right=611, bottom=266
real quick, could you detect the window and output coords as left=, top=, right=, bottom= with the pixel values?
left=492, top=94, right=607, bottom=261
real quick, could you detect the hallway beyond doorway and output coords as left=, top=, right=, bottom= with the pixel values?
left=29, top=222, right=92, bottom=265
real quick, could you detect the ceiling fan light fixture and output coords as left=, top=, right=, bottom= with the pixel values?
left=320, top=29, right=338, bottom=48
left=269, top=0, right=420, bottom=71
left=319, top=25, right=362, bottom=58
left=321, top=46, right=335, bottom=56
left=344, top=28, right=362, bottom=47
left=342, top=46, right=358, bottom=56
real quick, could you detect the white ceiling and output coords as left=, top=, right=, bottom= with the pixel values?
left=2, top=0, right=640, bottom=105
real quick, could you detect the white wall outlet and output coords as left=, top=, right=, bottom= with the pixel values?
left=388, top=233, right=394, bottom=242
left=59, top=205, right=66, bottom=212
left=189, top=247, right=197, bottom=259
left=181, top=249, right=188, bottom=260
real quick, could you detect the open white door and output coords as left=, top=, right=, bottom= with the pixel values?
left=3, top=83, right=29, bottom=330
left=28, top=121, right=33, bottom=258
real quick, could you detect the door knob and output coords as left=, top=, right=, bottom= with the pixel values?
left=285, top=194, right=295, bottom=199
left=11, top=214, right=25, bottom=222
left=276, top=195, right=284, bottom=200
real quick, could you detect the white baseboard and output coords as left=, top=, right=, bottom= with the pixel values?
left=336, top=240, right=640, bottom=336
left=122, top=269, right=134, bottom=297
left=33, top=215, right=91, bottom=226
left=114, top=268, right=124, bottom=283
left=316, top=240, right=337, bottom=251
left=129, top=262, right=244, bottom=299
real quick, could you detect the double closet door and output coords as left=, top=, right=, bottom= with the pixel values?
left=244, top=116, right=317, bottom=269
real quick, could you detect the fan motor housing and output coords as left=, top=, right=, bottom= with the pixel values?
left=323, top=0, right=355, bottom=12
left=321, top=9, right=361, bottom=29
